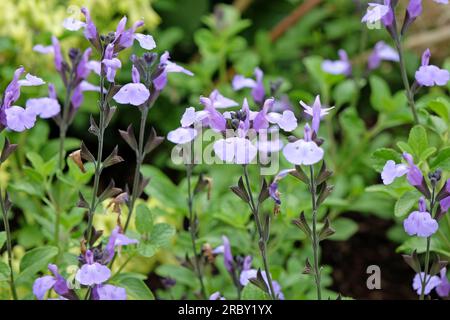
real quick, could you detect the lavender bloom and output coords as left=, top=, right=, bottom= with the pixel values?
left=209, top=292, right=226, bottom=300
left=80, top=7, right=99, bottom=42
left=113, top=66, right=150, bottom=106
left=412, top=273, right=441, bottom=295
left=207, top=89, right=239, bottom=109
left=180, top=107, right=209, bottom=127
left=381, top=160, right=408, bottom=185
left=407, top=0, right=423, bottom=20
left=221, top=236, right=234, bottom=274
left=26, top=84, right=61, bottom=119
left=403, top=153, right=423, bottom=187
left=368, top=41, right=399, bottom=70
left=239, top=269, right=285, bottom=300
left=232, top=67, right=266, bottom=105
left=415, top=49, right=450, bottom=87
left=75, top=250, right=111, bottom=286
left=1, top=67, right=45, bottom=132
left=322, top=50, right=352, bottom=76
left=71, top=81, right=102, bottom=110
left=33, top=264, right=73, bottom=300
left=436, top=268, right=450, bottom=298
left=403, top=197, right=438, bottom=237
left=282, top=124, right=324, bottom=166
left=200, top=96, right=227, bottom=132
left=441, top=180, right=450, bottom=212
left=153, top=51, right=193, bottom=91
left=361, top=1, right=391, bottom=24
left=300, top=96, right=334, bottom=134
left=269, top=169, right=295, bottom=205
left=102, top=44, right=122, bottom=83
left=93, top=284, right=127, bottom=300
left=104, top=226, right=139, bottom=263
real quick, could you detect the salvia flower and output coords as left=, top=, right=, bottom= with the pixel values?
left=209, top=292, right=226, bottom=300
left=113, top=66, right=150, bottom=106
left=75, top=250, right=111, bottom=286
left=232, top=67, right=266, bottom=105
left=92, top=284, right=127, bottom=300
left=415, top=49, right=450, bottom=87
left=213, top=137, right=258, bottom=164
left=403, top=152, right=424, bottom=187
left=381, top=160, right=408, bottom=185
left=440, top=179, right=450, bottom=212
left=436, top=268, right=450, bottom=298
left=33, top=264, right=76, bottom=300
left=26, top=83, right=61, bottom=119
left=205, top=89, right=239, bottom=109
left=104, top=226, right=139, bottom=263
left=368, top=41, right=399, bottom=70
left=412, top=272, right=441, bottom=295
left=322, top=49, right=352, bottom=76
left=300, top=95, right=334, bottom=134
left=153, top=51, right=193, bottom=91
left=282, top=124, right=324, bottom=166
left=269, top=169, right=295, bottom=206
left=239, top=269, right=284, bottom=300
left=361, top=1, right=391, bottom=25
left=403, top=197, right=438, bottom=237
left=1, top=67, right=46, bottom=132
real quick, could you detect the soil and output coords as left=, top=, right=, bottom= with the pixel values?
left=322, top=212, right=418, bottom=300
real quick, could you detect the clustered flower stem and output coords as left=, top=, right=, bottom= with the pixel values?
left=85, top=71, right=110, bottom=245
left=243, top=165, right=277, bottom=300
left=186, top=163, right=207, bottom=299
left=309, top=165, right=322, bottom=300
left=123, top=106, right=149, bottom=232
left=0, top=170, right=18, bottom=300
left=420, top=185, right=436, bottom=300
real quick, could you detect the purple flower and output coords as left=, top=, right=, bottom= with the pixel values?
left=26, top=84, right=61, bottom=119
left=282, top=124, right=324, bottom=166
left=415, top=49, right=450, bottom=87
left=200, top=96, right=227, bottom=132
left=167, top=127, right=198, bottom=145
left=102, top=44, right=122, bottom=83
left=269, top=169, right=295, bottom=205
left=180, top=107, right=208, bottom=127
left=153, top=51, right=193, bottom=91
left=368, top=41, right=399, bottom=70
left=75, top=250, right=111, bottom=286
left=81, top=7, right=99, bottom=41
left=93, top=284, right=127, bottom=300
left=104, top=226, right=139, bottom=263
left=403, top=153, right=423, bottom=187
left=407, top=0, right=423, bottom=20
left=207, top=89, right=238, bottom=109
left=5, top=107, right=37, bottom=132
left=412, top=272, right=441, bottom=295
left=213, top=137, right=258, bottom=164
left=404, top=197, right=438, bottom=237
left=209, top=292, right=226, bottom=300
left=361, top=1, right=391, bottom=24
left=381, top=160, right=408, bottom=185
left=232, top=67, right=266, bottom=105
left=322, top=50, right=352, bottom=76
left=33, top=264, right=73, bottom=300
left=113, top=66, right=150, bottom=106
left=252, top=98, right=274, bottom=132
left=300, top=96, right=334, bottom=134
left=436, top=268, right=450, bottom=298
left=239, top=269, right=285, bottom=300
left=71, top=81, right=102, bottom=110
left=221, top=236, right=234, bottom=274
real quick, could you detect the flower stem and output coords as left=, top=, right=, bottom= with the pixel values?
left=123, top=107, right=149, bottom=232
left=85, top=72, right=108, bottom=245
left=242, top=165, right=277, bottom=300
left=0, top=181, right=18, bottom=300
left=186, top=164, right=207, bottom=299
left=309, top=165, right=322, bottom=300
left=420, top=185, right=436, bottom=300
left=394, top=37, right=419, bottom=124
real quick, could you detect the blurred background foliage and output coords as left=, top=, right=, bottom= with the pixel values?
left=1, top=0, right=450, bottom=299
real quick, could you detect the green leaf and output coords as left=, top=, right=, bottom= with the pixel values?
left=369, top=75, right=392, bottom=112
left=332, top=79, right=357, bottom=108
left=371, top=148, right=402, bottom=172
left=241, top=284, right=270, bottom=300
left=137, top=242, right=158, bottom=258
left=394, top=191, right=420, bottom=217
left=419, top=147, right=436, bottom=162
left=135, top=204, right=154, bottom=235
left=408, top=125, right=428, bottom=158
left=328, top=218, right=358, bottom=241
left=17, top=246, right=58, bottom=283
left=430, top=147, right=450, bottom=170
left=427, top=98, right=449, bottom=123
left=149, top=223, right=175, bottom=247
left=0, top=261, right=10, bottom=282
left=156, top=264, right=197, bottom=287
left=0, top=232, right=5, bottom=249
left=114, top=275, right=155, bottom=300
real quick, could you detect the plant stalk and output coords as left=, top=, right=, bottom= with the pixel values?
left=309, top=165, right=322, bottom=300
left=242, top=165, right=277, bottom=300
left=420, top=184, right=436, bottom=300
